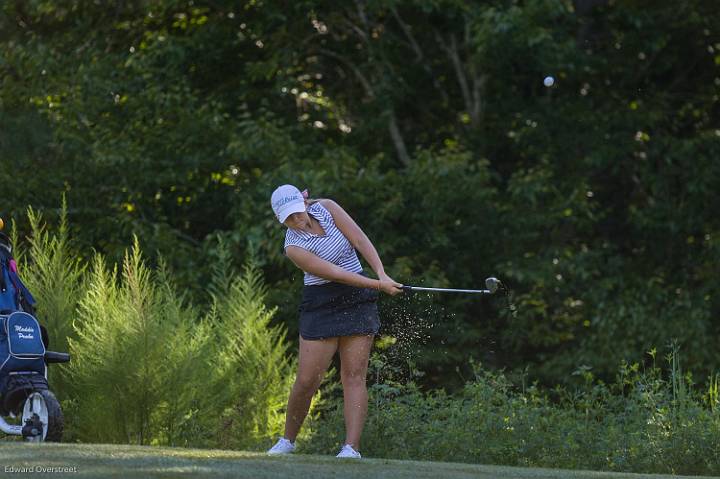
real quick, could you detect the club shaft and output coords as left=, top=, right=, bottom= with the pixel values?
left=404, top=286, right=492, bottom=294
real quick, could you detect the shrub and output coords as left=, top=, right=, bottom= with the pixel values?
left=11, top=208, right=298, bottom=449
left=66, top=240, right=208, bottom=444
left=304, top=350, right=720, bottom=476
left=200, top=242, right=297, bottom=450
left=10, top=204, right=84, bottom=399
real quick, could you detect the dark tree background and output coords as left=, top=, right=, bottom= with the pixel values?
left=1, top=0, right=718, bottom=387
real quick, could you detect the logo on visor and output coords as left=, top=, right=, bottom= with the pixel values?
left=273, top=195, right=301, bottom=209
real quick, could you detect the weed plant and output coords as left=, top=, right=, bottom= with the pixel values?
left=305, top=348, right=720, bottom=476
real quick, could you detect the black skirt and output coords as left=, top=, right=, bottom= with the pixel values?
left=299, top=279, right=380, bottom=340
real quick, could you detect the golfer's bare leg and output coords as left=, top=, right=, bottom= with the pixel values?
left=284, top=337, right=338, bottom=442
left=338, top=334, right=374, bottom=450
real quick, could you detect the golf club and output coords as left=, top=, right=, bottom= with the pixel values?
left=402, top=277, right=501, bottom=295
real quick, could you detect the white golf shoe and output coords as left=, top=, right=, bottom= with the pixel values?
left=336, top=444, right=361, bottom=459
left=267, top=437, right=295, bottom=455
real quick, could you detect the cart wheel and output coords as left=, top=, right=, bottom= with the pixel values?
left=22, top=390, right=64, bottom=442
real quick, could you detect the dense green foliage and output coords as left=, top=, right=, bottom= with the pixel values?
left=306, top=350, right=720, bottom=476
left=1, top=0, right=718, bottom=387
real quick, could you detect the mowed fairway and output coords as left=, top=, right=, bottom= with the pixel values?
left=0, top=443, right=709, bottom=479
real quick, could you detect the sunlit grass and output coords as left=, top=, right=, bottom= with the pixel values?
left=0, top=443, right=698, bottom=479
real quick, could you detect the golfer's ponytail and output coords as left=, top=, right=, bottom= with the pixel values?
left=302, top=189, right=323, bottom=206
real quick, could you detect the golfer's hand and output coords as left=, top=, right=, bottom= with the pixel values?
left=378, top=274, right=403, bottom=296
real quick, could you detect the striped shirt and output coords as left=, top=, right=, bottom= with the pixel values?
left=284, top=202, right=363, bottom=285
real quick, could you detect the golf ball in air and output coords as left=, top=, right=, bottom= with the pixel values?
left=544, top=76, right=555, bottom=87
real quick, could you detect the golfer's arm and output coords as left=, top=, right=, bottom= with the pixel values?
left=320, top=199, right=386, bottom=277
left=285, top=246, right=380, bottom=290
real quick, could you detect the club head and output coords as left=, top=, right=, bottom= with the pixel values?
left=485, top=277, right=500, bottom=294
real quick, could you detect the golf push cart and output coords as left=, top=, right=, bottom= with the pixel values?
left=0, top=230, right=70, bottom=442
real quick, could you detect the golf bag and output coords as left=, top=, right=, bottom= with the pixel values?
left=0, top=232, right=69, bottom=441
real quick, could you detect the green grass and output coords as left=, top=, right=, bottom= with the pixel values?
left=0, top=443, right=709, bottom=479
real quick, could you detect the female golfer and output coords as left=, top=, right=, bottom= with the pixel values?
left=267, top=184, right=403, bottom=459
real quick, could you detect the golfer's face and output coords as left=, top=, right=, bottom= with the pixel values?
left=284, top=211, right=309, bottom=230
